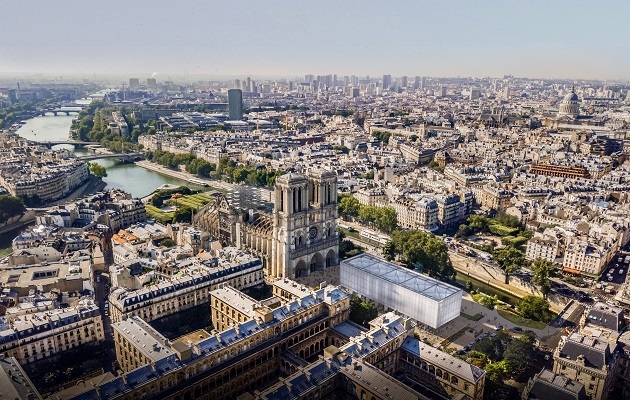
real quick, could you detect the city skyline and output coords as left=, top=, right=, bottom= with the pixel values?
left=2, top=0, right=630, bottom=80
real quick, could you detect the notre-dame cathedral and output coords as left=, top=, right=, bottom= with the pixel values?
left=193, top=170, right=339, bottom=280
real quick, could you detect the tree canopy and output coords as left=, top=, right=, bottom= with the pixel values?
left=357, top=205, right=398, bottom=233
left=518, top=295, right=552, bottom=322
left=349, top=295, right=378, bottom=327
left=387, top=229, right=454, bottom=280
left=88, top=162, right=107, bottom=178
left=0, top=195, right=25, bottom=224
left=531, top=258, right=556, bottom=298
left=493, top=246, right=525, bottom=284
left=339, top=195, right=360, bottom=218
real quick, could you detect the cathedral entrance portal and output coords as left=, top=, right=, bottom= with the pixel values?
left=309, top=252, right=324, bottom=273
left=325, top=249, right=337, bottom=269
left=295, top=260, right=307, bottom=279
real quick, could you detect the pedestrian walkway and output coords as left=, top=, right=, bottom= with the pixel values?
left=415, top=293, right=559, bottom=349
left=295, top=266, right=341, bottom=288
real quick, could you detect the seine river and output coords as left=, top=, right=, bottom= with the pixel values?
left=14, top=114, right=195, bottom=198
left=0, top=112, right=201, bottom=256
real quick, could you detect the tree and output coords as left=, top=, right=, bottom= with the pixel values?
left=493, top=246, right=525, bottom=284
left=159, top=237, right=177, bottom=247
left=339, top=195, right=360, bottom=218
left=468, top=214, right=489, bottom=232
left=173, top=206, right=193, bottom=223
left=44, top=371, right=59, bottom=386
left=503, top=334, right=536, bottom=375
left=374, top=207, right=397, bottom=233
left=428, top=160, right=445, bottom=173
left=339, top=239, right=364, bottom=259
left=88, top=162, right=108, bottom=178
left=0, top=195, right=25, bottom=224
left=518, top=295, right=551, bottom=322
left=485, top=361, right=508, bottom=382
left=455, top=224, right=472, bottom=238
left=333, top=145, right=350, bottom=154
left=382, top=241, right=396, bottom=261
left=531, top=258, right=555, bottom=298
left=388, top=229, right=454, bottom=280
left=479, top=294, right=497, bottom=309
left=349, top=295, right=378, bottom=327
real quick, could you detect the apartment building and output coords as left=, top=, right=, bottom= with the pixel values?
left=391, top=197, right=439, bottom=231
left=354, top=188, right=387, bottom=206
left=108, top=253, right=264, bottom=323
left=526, top=235, right=560, bottom=263
left=562, top=240, right=611, bottom=276
left=0, top=301, right=104, bottom=365
left=435, top=193, right=462, bottom=228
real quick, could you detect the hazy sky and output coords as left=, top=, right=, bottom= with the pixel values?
left=2, top=0, right=629, bottom=80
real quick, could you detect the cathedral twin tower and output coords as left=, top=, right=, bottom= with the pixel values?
left=194, top=170, right=339, bottom=281
left=272, top=170, right=339, bottom=279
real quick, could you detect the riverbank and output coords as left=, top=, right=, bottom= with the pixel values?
left=135, top=160, right=272, bottom=199
left=0, top=210, right=37, bottom=235
left=42, top=176, right=108, bottom=207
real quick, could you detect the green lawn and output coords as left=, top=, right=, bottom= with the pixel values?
left=168, top=193, right=213, bottom=211
left=497, top=308, right=550, bottom=330
left=461, top=312, right=484, bottom=321
left=146, top=193, right=213, bottom=223
left=145, top=204, right=175, bottom=224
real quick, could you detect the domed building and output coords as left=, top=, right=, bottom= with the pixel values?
left=557, top=87, right=580, bottom=118
left=541, top=86, right=603, bottom=129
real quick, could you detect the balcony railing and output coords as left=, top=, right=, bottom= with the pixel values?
left=291, top=237, right=339, bottom=259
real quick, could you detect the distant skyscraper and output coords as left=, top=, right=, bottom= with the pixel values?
left=333, top=74, right=337, bottom=87
left=147, top=78, right=157, bottom=90
left=343, top=76, right=350, bottom=86
left=305, top=74, right=314, bottom=84
left=228, top=89, right=243, bottom=120
left=413, top=76, right=420, bottom=89
left=401, top=76, right=408, bottom=88
left=382, top=74, right=392, bottom=91
left=503, top=85, right=510, bottom=99
left=234, top=79, right=241, bottom=90
left=420, top=76, right=426, bottom=90
left=129, top=78, right=140, bottom=90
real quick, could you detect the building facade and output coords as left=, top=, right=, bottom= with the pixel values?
left=0, top=301, right=104, bottom=365
left=194, top=171, right=339, bottom=280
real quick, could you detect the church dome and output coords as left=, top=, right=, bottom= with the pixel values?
left=562, top=91, right=579, bottom=103
left=557, top=88, right=580, bottom=118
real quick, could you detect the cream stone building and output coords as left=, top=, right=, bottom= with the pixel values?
left=0, top=300, right=104, bottom=365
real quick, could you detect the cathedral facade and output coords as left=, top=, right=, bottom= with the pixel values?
left=194, top=170, right=339, bottom=280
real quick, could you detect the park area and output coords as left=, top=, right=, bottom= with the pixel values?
left=145, top=190, right=213, bottom=224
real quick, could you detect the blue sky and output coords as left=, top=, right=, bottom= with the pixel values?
left=2, top=0, right=629, bottom=79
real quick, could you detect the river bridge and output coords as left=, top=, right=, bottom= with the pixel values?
left=41, top=140, right=96, bottom=148
left=38, top=104, right=85, bottom=116
left=77, top=152, right=144, bottom=162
